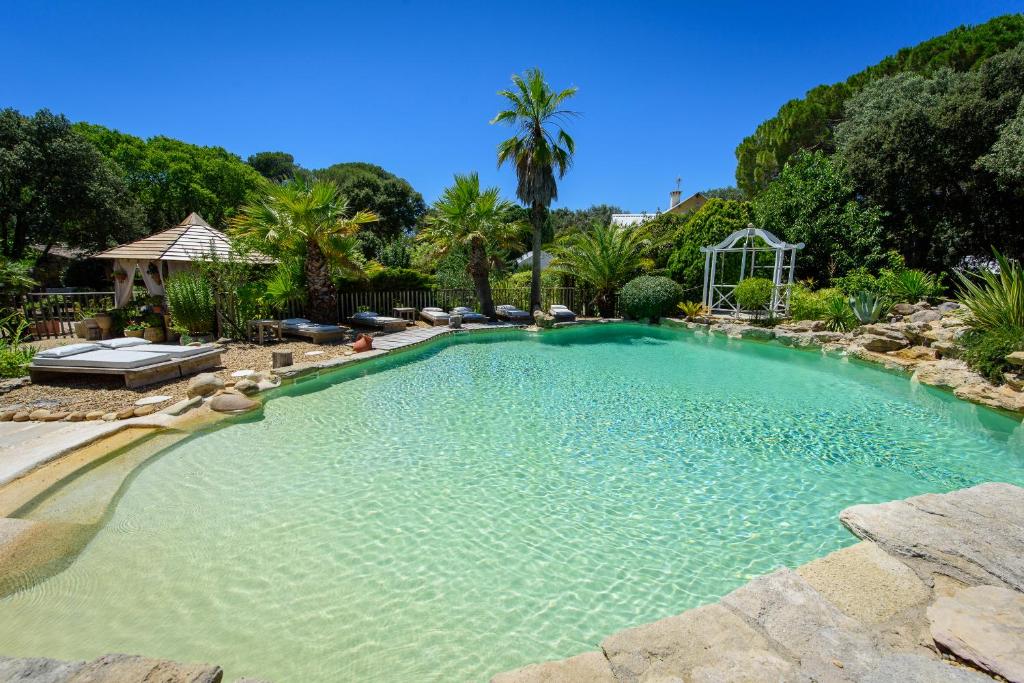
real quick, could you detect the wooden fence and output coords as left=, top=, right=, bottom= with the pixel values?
left=17, top=291, right=116, bottom=340
left=335, top=287, right=579, bottom=320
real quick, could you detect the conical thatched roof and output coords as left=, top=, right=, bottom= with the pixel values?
left=95, top=212, right=274, bottom=263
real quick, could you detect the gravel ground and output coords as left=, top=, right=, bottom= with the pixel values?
left=1, top=331, right=372, bottom=415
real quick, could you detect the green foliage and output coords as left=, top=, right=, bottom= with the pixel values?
left=263, top=261, right=306, bottom=311
left=676, top=301, right=708, bottom=319
left=618, top=275, right=683, bottom=322
left=734, top=277, right=774, bottom=311
left=752, top=151, right=885, bottom=282
left=338, top=267, right=434, bottom=292
left=76, top=122, right=263, bottom=234
left=1, top=109, right=144, bottom=258
left=885, top=268, right=943, bottom=302
left=735, top=15, right=1024, bottom=195
left=832, top=266, right=878, bottom=297
left=550, top=223, right=656, bottom=317
left=979, top=99, right=1024, bottom=187
left=0, top=311, right=35, bottom=377
left=955, top=251, right=1024, bottom=333
left=790, top=284, right=844, bottom=321
left=822, top=294, right=857, bottom=332
left=313, top=162, right=425, bottom=242
left=666, top=199, right=754, bottom=293
left=700, top=187, right=746, bottom=201
left=247, top=151, right=298, bottom=182
left=835, top=45, right=1024, bottom=269
left=0, top=256, right=37, bottom=294
left=960, top=327, right=1024, bottom=384
left=849, top=291, right=886, bottom=324
left=548, top=204, right=623, bottom=236
left=165, top=271, right=215, bottom=335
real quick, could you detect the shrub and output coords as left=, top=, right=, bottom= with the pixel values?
left=337, top=266, right=434, bottom=291
left=676, top=301, right=709, bottom=319
left=832, top=266, right=878, bottom=297
left=883, top=268, right=943, bottom=303
left=823, top=294, right=857, bottom=332
left=956, top=251, right=1024, bottom=333
left=619, top=275, right=684, bottom=322
left=790, top=284, right=837, bottom=320
left=734, top=277, right=774, bottom=312
left=165, top=271, right=215, bottom=335
left=960, top=328, right=1024, bottom=384
left=0, top=312, right=35, bottom=378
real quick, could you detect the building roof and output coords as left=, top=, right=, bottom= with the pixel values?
left=514, top=250, right=555, bottom=270
left=95, top=212, right=274, bottom=263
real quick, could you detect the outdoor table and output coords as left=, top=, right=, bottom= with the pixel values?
left=248, top=319, right=282, bottom=345
left=392, top=307, right=417, bottom=322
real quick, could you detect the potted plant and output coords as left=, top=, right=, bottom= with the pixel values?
left=142, top=313, right=165, bottom=343
left=123, top=321, right=146, bottom=338
left=113, top=267, right=129, bottom=283
left=93, top=310, right=113, bottom=338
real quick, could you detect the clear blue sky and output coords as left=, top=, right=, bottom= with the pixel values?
left=3, top=1, right=1023, bottom=212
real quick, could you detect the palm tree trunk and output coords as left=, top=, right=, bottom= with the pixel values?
left=530, top=203, right=545, bottom=311
left=304, top=240, right=337, bottom=323
left=468, top=238, right=496, bottom=319
left=596, top=290, right=615, bottom=318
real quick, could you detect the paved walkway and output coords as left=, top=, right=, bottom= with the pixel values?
left=370, top=322, right=520, bottom=351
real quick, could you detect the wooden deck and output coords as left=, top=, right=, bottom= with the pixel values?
left=370, top=322, right=521, bottom=351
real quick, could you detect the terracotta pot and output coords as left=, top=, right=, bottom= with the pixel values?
left=33, top=320, right=60, bottom=335
left=352, top=334, right=373, bottom=352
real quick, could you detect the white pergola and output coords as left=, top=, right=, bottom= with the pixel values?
left=700, top=224, right=804, bottom=316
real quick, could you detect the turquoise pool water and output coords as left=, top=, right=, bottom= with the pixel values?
left=1, top=324, right=1022, bottom=681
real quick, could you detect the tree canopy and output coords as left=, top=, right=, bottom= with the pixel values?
left=0, top=109, right=143, bottom=258
left=313, top=162, right=425, bottom=243
left=247, top=151, right=299, bottom=182
left=734, top=14, right=1024, bottom=196
left=666, top=199, right=754, bottom=295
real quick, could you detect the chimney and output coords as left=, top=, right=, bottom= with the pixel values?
left=668, top=176, right=682, bottom=209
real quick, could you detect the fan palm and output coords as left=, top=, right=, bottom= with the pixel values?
left=550, top=223, right=655, bottom=317
left=230, top=179, right=376, bottom=323
left=418, top=173, right=521, bottom=319
left=491, top=68, right=577, bottom=311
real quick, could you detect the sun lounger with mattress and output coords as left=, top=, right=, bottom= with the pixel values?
left=549, top=304, right=577, bottom=322
left=495, top=305, right=533, bottom=323
left=419, top=307, right=450, bottom=326
left=280, top=318, right=349, bottom=343
left=348, top=312, right=407, bottom=333
left=450, top=306, right=489, bottom=323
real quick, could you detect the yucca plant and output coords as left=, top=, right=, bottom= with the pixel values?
left=956, top=251, right=1024, bottom=333
left=676, top=301, right=709, bottom=320
left=849, top=290, right=885, bottom=324
left=823, top=294, right=856, bottom=332
left=0, top=311, right=36, bottom=377
left=889, top=269, right=941, bottom=303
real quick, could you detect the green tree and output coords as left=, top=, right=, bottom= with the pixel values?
left=247, top=151, right=299, bottom=182
left=230, top=179, right=377, bottom=322
left=666, top=199, right=754, bottom=295
left=550, top=223, right=655, bottom=317
left=313, top=162, right=425, bottom=244
left=979, top=98, right=1024, bottom=188
left=753, top=151, right=885, bottom=282
left=76, top=123, right=264, bottom=233
left=492, top=68, right=578, bottom=311
left=0, top=109, right=143, bottom=258
left=835, top=44, right=1024, bottom=268
left=418, top=173, right=521, bottom=318
left=548, top=204, right=623, bottom=236
left=734, top=15, right=1024, bottom=195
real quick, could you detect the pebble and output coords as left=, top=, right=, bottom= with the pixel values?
left=304, top=351, right=325, bottom=357
left=231, top=369, right=255, bottom=378
left=115, top=407, right=135, bottom=420
left=28, top=409, right=51, bottom=420
left=101, top=412, right=118, bottom=421
left=12, top=411, right=29, bottom=422
left=133, top=405, right=157, bottom=417
left=85, top=410, right=105, bottom=421
left=43, top=412, right=69, bottom=422
left=65, top=412, right=85, bottom=422
left=134, top=395, right=171, bottom=407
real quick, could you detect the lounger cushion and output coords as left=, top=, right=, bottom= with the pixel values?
left=36, top=343, right=101, bottom=358
left=351, top=312, right=378, bottom=318
left=33, top=349, right=172, bottom=369
left=281, top=318, right=311, bottom=327
left=423, top=307, right=445, bottom=312
left=294, top=323, right=344, bottom=332
left=135, top=344, right=211, bottom=358
left=98, top=337, right=151, bottom=349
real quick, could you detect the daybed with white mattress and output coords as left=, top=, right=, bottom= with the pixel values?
left=348, top=312, right=407, bottom=333
left=495, top=305, right=533, bottom=323
left=28, top=338, right=223, bottom=388
left=450, top=306, right=489, bottom=323
left=280, top=318, right=349, bottom=344
left=419, top=308, right=450, bottom=326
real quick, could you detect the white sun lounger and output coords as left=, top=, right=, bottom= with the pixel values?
left=33, top=349, right=172, bottom=369
left=451, top=307, right=489, bottom=323
left=135, top=344, right=213, bottom=358
left=29, top=345, right=224, bottom=389
left=420, top=307, right=450, bottom=326
left=495, top=305, right=533, bottom=323
left=349, top=311, right=407, bottom=333
left=549, top=304, right=577, bottom=322
left=280, top=318, right=348, bottom=343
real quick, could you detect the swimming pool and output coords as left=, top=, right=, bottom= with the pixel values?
left=1, top=323, right=1022, bottom=681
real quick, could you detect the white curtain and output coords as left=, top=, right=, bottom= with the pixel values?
left=114, top=259, right=166, bottom=307
left=114, top=259, right=137, bottom=307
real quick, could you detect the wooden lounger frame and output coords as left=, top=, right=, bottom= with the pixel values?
left=496, top=310, right=533, bottom=323
left=349, top=317, right=407, bottom=333
left=282, top=328, right=349, bottom=344
left=419, top=311, right=450, bottom=327
left=28, top=349, right=225, bottom=389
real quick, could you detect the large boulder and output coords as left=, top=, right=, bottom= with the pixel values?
left=860, top=335, right=909, bottom=353
left=491, top=652, right=614, bottom=683
left=532, top=310, right=555, bottom=329
left=186, top=373, right=224, bottom=398
left=233, top=379, right=259, bottom=395
left=1006, top=351, right=1024, bottom=367
left=892, top=303, right=916, bottom=316
left=909, top=309, right=941, bottom=324
left=209, top=393, right=259, bottom=414
left=928, top=585, right=1024, bottom=683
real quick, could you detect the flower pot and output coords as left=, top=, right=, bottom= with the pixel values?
left=33, top=319, right=60, bottom=336
left=352, top=334, right=373, bottom=352
left=125, top=329, right=145, bottom=338
left=143, top=327, right=165, bottom=343
left=94, top=312, right=113, bottom=338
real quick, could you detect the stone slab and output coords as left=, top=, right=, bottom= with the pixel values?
left=600, top=602, right=791, bottom=682
left=861, top=653, right=994, bottom=682
left=490, top=651, right=614, bottom=683
left=721, top=568, right=881, bottom=681
left=840, top=482, right=1024, bottom=591
left=928, top=585, right=1024, bottom=682
left=797, top=541, right=930, bottom=624
left=133, top=395, right=171, bottom=406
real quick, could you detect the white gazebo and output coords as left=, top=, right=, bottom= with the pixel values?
left=700, top=224, right=804, bottom=316
left=95, top=212, right=273, bottom=307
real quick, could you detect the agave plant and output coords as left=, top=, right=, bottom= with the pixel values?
left=849, top=290, right=885, bottom=324
left=955, top=251, right=1024, bottom=333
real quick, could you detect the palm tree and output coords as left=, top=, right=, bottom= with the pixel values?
left=418, top=173, right=521, bottom=319
left=230, top=179, right=376, bottom=322
left=492, top=68, right=578, bottom=312
left=550, top=223, right=655, bottom=317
